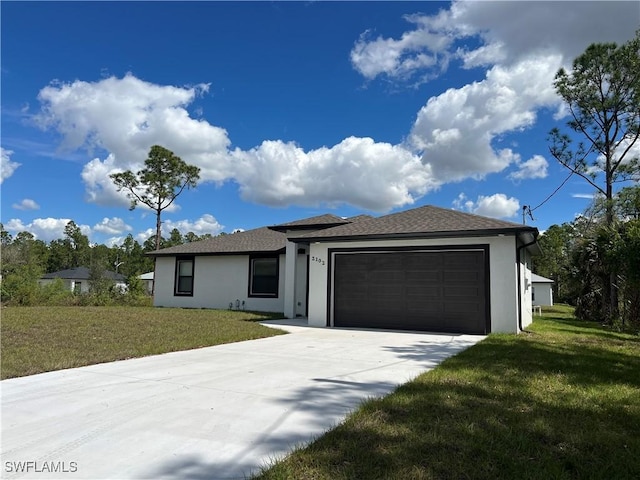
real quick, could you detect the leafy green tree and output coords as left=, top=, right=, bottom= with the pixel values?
left=615, top=185, right=640, bottom=219
left=549, top=31, right=640, bottom=322
left=1, top=231, right=49, bottom=304
left=166, top=228, right=184, bottom=248
left=534, top=223, right=575, bottom=303
left=110, top=145, right=200, bottom=251
left=64, top=221, right=91, bottom=267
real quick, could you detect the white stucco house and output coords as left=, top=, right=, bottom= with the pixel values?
left=149, top=206, right=539, bottom=334
left=149, top=205, right=540, bottom=334
left=531, top=273, right=554, bottom=306
left=39, top=267, right=127, bottom=293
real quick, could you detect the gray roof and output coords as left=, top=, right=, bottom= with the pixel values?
left=149, top=206, right=539, bottom=257
left=292, top=205, right=538, bottom=241
left=531, top=273, right=554, bottom=283
left=268, top=214, right=350, bottom=232
left=41, top=267, right=125, bottom=281
left=272, top=213, right=348, bottom=228
left=148, top=227, right=287, bottom=257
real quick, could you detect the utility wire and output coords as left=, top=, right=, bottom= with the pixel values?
left=530, top=170, right=575, bottom=212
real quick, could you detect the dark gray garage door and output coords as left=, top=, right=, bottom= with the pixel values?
left=333, top=249, right=488, bottom=334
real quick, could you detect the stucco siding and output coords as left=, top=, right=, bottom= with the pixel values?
left=154, top=254, right=286, bottom=313
left=520, top=250, right=534, bottom=329
left=307, top=235, right=521, bottom=334
left=533, top=282, right=553, bottom=306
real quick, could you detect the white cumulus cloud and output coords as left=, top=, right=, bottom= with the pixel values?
left=36, top=74, right=232, bottom=207
left=93, top=217, right=133, bottom=235
left=409, top=55, right=561, bottom=182
left=354, top=1, right=637, bottom=185
left=508, top=155, right=549, bottom=181
left=12, top=198, right=40, bottom=211
left=4, top=218, right=91, bottom=243
left=163, top=214, right=224, bottom=237
left=453, top=193, right=520, bottom=219
left=1, top=148, right=20, bottom=184
left=231, top=137, right=438, bottom=212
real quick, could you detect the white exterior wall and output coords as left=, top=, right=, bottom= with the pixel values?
left=307, top=235, right=522, bottom=334
left=295, top=249, right=309, bottom=317
left=154, top=254, right=286, bottom=313
left=520, top=250, right=534, bottom=329
left=533, top=282, right=553, bottom=306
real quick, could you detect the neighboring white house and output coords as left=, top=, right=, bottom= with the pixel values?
left=39, top=267, right=127, bottom=293
left=149, top=205, right=540, bottom=334
left=531, top=273, right=554, bottom=306
left=139, top=272, right=154, bottom=294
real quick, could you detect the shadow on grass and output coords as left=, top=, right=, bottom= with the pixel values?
left=250, top=331, right=640, bottom=479
left=537, top=317, right=640, bottom=343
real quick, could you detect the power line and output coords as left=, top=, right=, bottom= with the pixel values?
left=532, top=170, right=575, bottom=212
left=521, top=170, right=575, bottom=225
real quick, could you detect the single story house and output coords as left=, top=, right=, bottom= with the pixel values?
left=149, top=205, right=540, bottom=334
left=39, top=267, right=127, bottom=294
left=531, top=273, right=554, bottom=306
left=139, top=272, right=155, bottom=294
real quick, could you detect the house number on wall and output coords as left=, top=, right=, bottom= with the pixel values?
left=311, top=256, right=325, bottom=266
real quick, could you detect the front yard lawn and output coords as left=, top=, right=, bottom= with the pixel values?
left=255, top=305, right=640, bottom=480
left=1, top=306, right=285, bottom=379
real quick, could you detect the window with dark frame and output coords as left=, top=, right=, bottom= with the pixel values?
left=175, top=257, right=194, bottom=296
left=249, top=256, right=279, bottom=297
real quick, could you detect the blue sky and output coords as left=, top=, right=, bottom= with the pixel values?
left=2, top=1, right=638, bottom=246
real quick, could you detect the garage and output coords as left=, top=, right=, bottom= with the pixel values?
left=333, top=248, right=489, bottom=334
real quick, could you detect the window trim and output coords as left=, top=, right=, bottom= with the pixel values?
left=248, top=254, right=279, bottom=298
left=174, top=256, right=195, bottom=296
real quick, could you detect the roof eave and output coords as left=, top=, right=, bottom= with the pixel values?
left=268, top=222, right=350, bottom=233
left=147, top=247, right=286, bottom=257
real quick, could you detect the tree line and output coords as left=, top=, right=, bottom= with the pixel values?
left=534, top=187, right=640, bottom=330
left=0, top=221, right=217, bottom=305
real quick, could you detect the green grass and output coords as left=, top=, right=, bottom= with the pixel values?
left=1, top=306, right=285, bottom=379
left=255, top=305, right=640, bottom=480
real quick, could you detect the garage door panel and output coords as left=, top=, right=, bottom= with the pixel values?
left=334, top=250, right=487, bottom=334
left=444, top=271, right=481, bottom=283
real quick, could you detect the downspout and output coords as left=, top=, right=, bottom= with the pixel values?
left=516, top=236, right=537, bottom=333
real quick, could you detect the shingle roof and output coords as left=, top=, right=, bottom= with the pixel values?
left=148, top=206, right=538, bottom=256
left=293, top=205, right=537, bottom=241
left=345, top=214, right=374, bottom=222
left=41, top=267, right=125, bottom=281
left=268, top=214, right=350, bottom=232
left=148, top=227, right=287, bottom=256
left=272, top=213, right=348, bottom=228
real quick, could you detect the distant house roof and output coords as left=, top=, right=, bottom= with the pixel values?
left=531, top=273, right=554, bottom=283
left=292, top=205, right=538, bottom=242
left=41, top=267, right=126, bottom=282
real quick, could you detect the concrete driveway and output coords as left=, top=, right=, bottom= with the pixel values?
left=1, top=321, right=484, bottom=480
